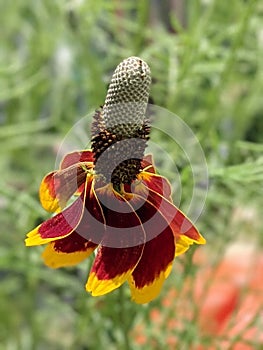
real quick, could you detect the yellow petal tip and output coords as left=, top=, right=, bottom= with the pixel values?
left=25, top=227, right=44, bottom=246
left=42, top=243, right=94, bottom=268
left=86, top=271, right=130, bottom=296
left=197, top=233, right=206, bottom=245
left=128, top=263, right=173, bottom=304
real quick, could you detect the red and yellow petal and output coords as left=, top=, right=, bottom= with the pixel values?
left=60, top=150, right=94, bottom=169
left=128, top=224, right=175, bottom=304
left=150, top=189, right=205, bottom=243
left=39, top=167, right=91, bottom=213
left=128, top=265, right=173, bottom=304
left=86, top=244, right=144, bottom=296
left=92, top=184, right=146, bottom=248
left=74, top=180, right=106, bottom=244
left=25, top=176, right=92, bottom=246
left=40, top=150, right=94, bottom=213
left=175, top=235, right=204, bottom=256
left=42, top=232, right=97, bottom=268
left=86, top=185, right=145, bottom=296
left=118, top=190, right=176, bottom=304
left=39, top=171, right=62, bottom=212
left=137, top=171, right=172, bottom=200
left=141, top=154, right=156, bottom=174
left=133, top=180, right=205, bottom=247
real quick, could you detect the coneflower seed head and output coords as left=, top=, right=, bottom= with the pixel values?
left=91, top=57, right=151, bottom=189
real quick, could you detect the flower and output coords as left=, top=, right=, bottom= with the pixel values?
left=25, top=57, right=205, bottom=303
left=133, top=242, right=263, bottom=347
left=195, top=242, right=263, bottom=349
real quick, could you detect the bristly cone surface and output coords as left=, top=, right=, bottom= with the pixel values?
left=91, top=57, right=151, bottom=190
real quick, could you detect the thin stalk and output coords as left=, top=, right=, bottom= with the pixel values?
left=118, top=286, right=132, bottom=350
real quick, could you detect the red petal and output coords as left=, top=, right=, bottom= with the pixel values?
left=60, top=150, right=94, bottom=169
left=42, top=232, right=97, bottom=268
left=52, top=231, right=97, bottom=253
left=115, top=189, right=175, bottom=303
left=26, top=177, right=92, bottom=245
left=137, top=172, right=172, bottom=200
left=39, top=166, right=88, bottom=212
left=93, top=184, right=146, bottom=248
left=39, top=150, right=94, bottom=213
left=141, top=154, right=156, bottom=173
left=129, top=223, right=175, bottom=304
left=133, top=181, right=204, bottom=242
left=75, top=181, right=106, bottom=244
left=86, top=185, right=145, bottom=296
left=39, top=194, right=84, bottom=239
left=133, top=199, right=176, bottom=286
left=39, top=171, right=61, bottom=212
left=87, top=243, right=144, bottom=296
left=139, top=155, right=204, bottom=243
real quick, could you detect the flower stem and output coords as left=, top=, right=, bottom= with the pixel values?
left=118, top=286, right=132, bottom=350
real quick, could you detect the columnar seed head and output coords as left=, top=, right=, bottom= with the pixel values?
left=103, top=56, right=151, bottom=135
left=91, top=57, right=151, bottom=189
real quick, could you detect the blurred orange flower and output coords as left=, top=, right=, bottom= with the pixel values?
left=133, top=242, right=263, bottom=348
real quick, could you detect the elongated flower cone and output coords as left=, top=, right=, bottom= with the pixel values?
left=91, top=56, right=151, bottom=188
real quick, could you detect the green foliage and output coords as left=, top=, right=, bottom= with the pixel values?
left=1, top=0, right=262, bottom=349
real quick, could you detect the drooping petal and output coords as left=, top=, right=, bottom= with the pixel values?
left=39, top=171, right=62, bottom=212
left=151, top=191, right=206, bottom=245
left=128, top=223, right=175, bottom=304
left=137, top=171, right=172, bottom=200
left=40, top=150, right=94, bottom=213
left=174, top=235, right=202, bottom=257
left=60, top=150, right=94, bottom=169
left=132, top=181, right=206, bottom=247
left=113, top=189, right=175, bottom=304
left=76, top=180, right=106, bottom=244
left=42, top=232, right=97, bottom=268
left=39, top=167, right=86, bottom=212
left=87, top=244, right=144, bottom=296
left=86, top=185, right=145, bottom=296
left=25, top=176, right=93, bottom=246
left=141, top=154, right=156, bottom=174
left=138, top=160, right=205, bottom=246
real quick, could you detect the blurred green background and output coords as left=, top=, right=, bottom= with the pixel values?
left=1, top=0, right=262, bottom=349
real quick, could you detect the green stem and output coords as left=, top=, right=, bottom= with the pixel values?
left=118, top=286, right=132, bottom=350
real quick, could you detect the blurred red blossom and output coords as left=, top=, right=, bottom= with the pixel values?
left=132, top=242, right=263, bottom=349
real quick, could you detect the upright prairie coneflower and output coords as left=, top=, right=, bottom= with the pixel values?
left=25, top=57, right=205, bottom=304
